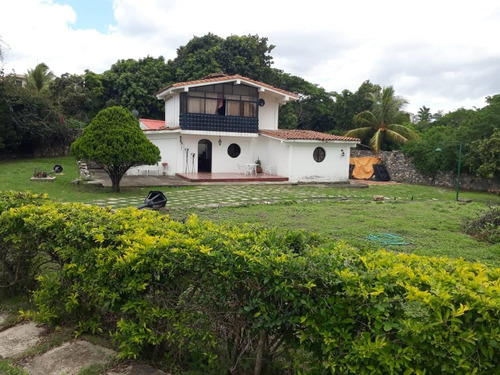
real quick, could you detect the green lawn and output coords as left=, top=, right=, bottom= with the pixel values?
left=0, top=156, right=166, bottom=203
left=169, top=200, right=499, bottom=266
left=1, top=156, right=499, bottom=266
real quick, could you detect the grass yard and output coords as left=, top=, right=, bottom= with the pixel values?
left=1, top=156, right=499, bottom=266
left=168, top=199, right=500, bottom=266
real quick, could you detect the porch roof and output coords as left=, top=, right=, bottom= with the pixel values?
left=140, top=118, right=166, bottom=130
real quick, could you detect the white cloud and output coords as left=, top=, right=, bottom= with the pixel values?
left=1, top=0, right=499, bottom=115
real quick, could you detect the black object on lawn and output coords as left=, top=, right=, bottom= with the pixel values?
left=349, top=164, right=354, bottom=179
left=137, top=191, right=167, bottom=210
left=53, top=164, right=63, bottom=173
left=373, top=164, right=391, bottom=181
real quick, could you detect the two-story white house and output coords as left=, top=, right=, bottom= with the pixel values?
left=135, top=73, right=359, bottom=183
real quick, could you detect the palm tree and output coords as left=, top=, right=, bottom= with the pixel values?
left=344, top=86, right=419, bottom=153
left=26, top=63, right=54, bottom=93
left=417, top=106, right=432, bottom=122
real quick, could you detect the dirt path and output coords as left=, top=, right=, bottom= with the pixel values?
left=0, top=316, right=168, bottom=375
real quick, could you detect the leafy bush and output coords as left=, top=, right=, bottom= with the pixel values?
left=465, top=129, right=500, bottom=179
left=0, top=190, right=49, bottom=213
left=403, top=126, right=464, bottom=176
left=463, top=207, right=500, bottom=244
left=0, top=191, right=51, bottom=294
left=0, top=193, right=498, bottom=374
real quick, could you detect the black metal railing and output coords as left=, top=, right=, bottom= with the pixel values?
left=179, top=113, right=258, bottom=133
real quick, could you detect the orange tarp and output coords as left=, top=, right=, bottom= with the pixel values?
left=350, top=156, right=382, bottom=180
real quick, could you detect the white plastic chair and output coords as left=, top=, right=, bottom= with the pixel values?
left=237, top=164, right=247, bottom=175
left=264, top=165, right=275, bottom=175
left=245, top=163, right=257, bottom=175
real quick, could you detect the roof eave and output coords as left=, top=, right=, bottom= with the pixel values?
left=156, top=76, right=298, bottom=102
left=259, top=133, right=359, bottom=143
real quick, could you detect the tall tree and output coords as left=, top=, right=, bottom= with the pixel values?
left=70, top=106, right=160, bottom=192
left=277, top=73, right=336, bottom=131
left=26, top=63, right=54, bottom=94
left=50, top=73, right=93, bottom=123
left=416, top=106, right=432, bottom=122
left=218, top=35, right=277, bottom=83
left=331, top=80, right=381, bottom=131
left=404, top=95, right=500, bottom=177
left=0, top=78, right=20, bottom=152
left=0, top=75, right=78, bottom=155
left=345, top=86, right=418, bottom=153
left=100, top=56, right=171, bottom=119
left=168, top=33, right=277, bottom=83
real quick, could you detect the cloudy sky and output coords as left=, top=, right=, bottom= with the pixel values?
left=1, top=0, right=499, bottom=115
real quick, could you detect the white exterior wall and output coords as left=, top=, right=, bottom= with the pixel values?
left=213, top=136, right=257, bottom=173
left=257, top=92, right=280, bottom=130
left=128, top=132, right=181, bottom=176
left=287, top=142, right=358, bottom=183
left=140, top=131, right=357, bottom=181
left=252, top=136, right=289, bottom=175
left=165, top=95, right=180, bottom=128
left=153, top=134, right=259, bottom=174
left=177, top=135, right=198, bottom=174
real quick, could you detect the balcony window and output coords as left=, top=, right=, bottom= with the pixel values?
left=187, top=97, right=204, bottom=114
left=181, top=83, right=259, bottom=118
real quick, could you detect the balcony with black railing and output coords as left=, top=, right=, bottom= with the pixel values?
left=179, top=113, right=258, bottom=133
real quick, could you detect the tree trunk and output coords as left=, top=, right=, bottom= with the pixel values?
left=253, top=330, right=267, bottom=375
left=110, top=172, right=123, bottom=192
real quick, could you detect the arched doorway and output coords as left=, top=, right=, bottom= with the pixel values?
left=198, top=139, right=212, bottom=172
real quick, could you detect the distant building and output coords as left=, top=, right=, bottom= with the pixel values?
left=9, top=74, right=27, bottom=87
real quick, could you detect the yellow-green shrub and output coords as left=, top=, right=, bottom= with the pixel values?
left=0, top=192, right=498, bottom=374
left=0, top=191, right=51, bottom=293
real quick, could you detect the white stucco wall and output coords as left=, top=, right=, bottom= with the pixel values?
left=147, top=133, right=260, bottom=174
left=252, top=136, right=289, bottom=175
left=212, top=136, right=257, bottom=173
left=128, top=131, right=180, bottom=176
left=257, top=92, right=281, bottom=130
left=165, top=95, right=180, bottom=128
left=139, top=130, right=356, bottom=181
left=287, top=142, right=357, bottom=183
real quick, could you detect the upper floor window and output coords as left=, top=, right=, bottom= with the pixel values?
left=180, top=83, right=258, bottom=118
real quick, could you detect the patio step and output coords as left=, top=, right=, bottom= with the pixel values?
left=176, top=172, right=289, bottom=183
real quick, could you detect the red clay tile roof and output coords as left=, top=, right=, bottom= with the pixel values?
left=140, top=118, right=165, bottom=130
left=259, top=129, right=360, bottom=142
left=156, top=74, right=299, bottom=99
left=140, top=118, right=181, bottom=132
left=144, top=126, right=181, bottom=132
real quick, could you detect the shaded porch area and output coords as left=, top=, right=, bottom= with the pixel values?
left=176, top=172, right=289, bottom=183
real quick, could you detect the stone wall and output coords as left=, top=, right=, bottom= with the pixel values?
left=350, top=150, right=499, bottom=192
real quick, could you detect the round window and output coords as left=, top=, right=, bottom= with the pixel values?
left=313, top=147, right=326, bottom=163
left=227, top=143, right=241, bottom=158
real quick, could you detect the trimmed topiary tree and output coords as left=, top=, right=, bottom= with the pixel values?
left=70, top=106, right=160, bottom=192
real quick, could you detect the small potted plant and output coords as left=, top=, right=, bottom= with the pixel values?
left=255, top=158, right=262, bottom=173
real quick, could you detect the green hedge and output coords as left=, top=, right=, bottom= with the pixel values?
left=0, top=191, right=51, bottom=293
left=0, top=191, right=498, bottom=374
